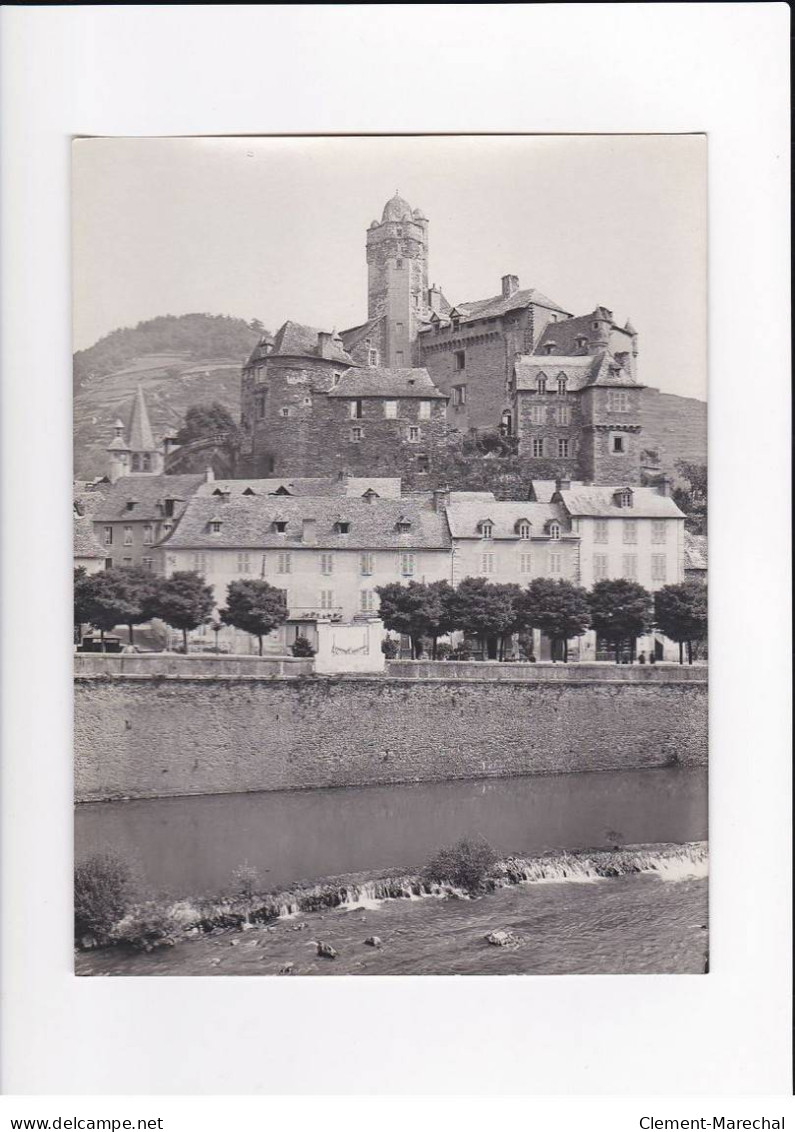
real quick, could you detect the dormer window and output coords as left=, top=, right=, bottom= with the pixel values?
left=517, top=521, right=531, bottom=539
left=543, top=344, right=556, bottom=356
left=332, top=372, right=342, bottom=387
left=362, top=489, right=379, bottom=503
left=125, top=500, right=137, bottom=512
left=549, top=522, right=561, bottom=541
left=209, top=520, right=222, bottom=535
left=242, top=487, right=256, bottom=496
left=615, top=488, right=634, bottom=508
left=272, top=486, right=292, bottom=496
left=396, top=517, right=412, bottom=534
left=575, top=336, right=588, bottom=350
left=537, top=375, right=547, bottom=394
left=557, top=376, right=567, bottom=395
left=273, top=520, right=288, bottom=533
left=478, top=520, right=494, bottom=539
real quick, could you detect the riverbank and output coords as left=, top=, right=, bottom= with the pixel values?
left=76, top=841, right=708, bottom=976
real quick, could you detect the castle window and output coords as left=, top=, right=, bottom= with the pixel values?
left=454, top=350, right=465, bottom=371
left=557, top=376, right=567, bottom=395
left=396, top=227, right=403, bottom=237
left=396, top=322, right=404, bottom=334
left=162, top=522, right=173, bottom=534
left=368, top=349, right=379, bottom=366
left=530, top=405, right=545, bottom=425
left=131, top=454, right=141, bottom=472
left=350, top=426, right=364, bottom=442
left=280, top=407, right=292, bottom=418
left=103, top=526, right=113, bottom=545
left=360, top=552, right=375, bottom=575
left=331, top=372, right=341, bottom=387
left=123, top=526, right=133, bottom=546
left=419, top=401, right=431, bottom=420
left=623, top=520, right=637, bottom=544
left=141, top=557, right=153, bottom=571
left=615, top=488, right=633, bottom=508
left=257, top=396, right=266, bottom=419
left=122, top=557, right=133, bottom=568
left=481, top=552, right=495, bottom=576
left=452, top=384, right=467, bottom=407
left=334, top=521, right=351, bottom=535
left=537, top=376, right=547, bottom=393
left=143, top=524, right=154, bottom=545
left=350, top=399, right=363, bottom=419
left=612, top=435, right=626, bottom=454
left=652, top=521, right=667, bottom=545
left=543, top=344, right=556, bottom=356
left=575, top=336, right=588, bottom=349
left=594, top=520, right=609, bottom=544
left=518, top=521, right=531, bottom=540
left=273, top=520, right=288, bottom=533
left=237, top=553, right=251, bottom=573
left=395, top=351, right=405, bottom=366
left=400, top=552, right=415, bottom=576
left=384, top=401, right=397, bottom=419
left=532, top=438, right=545, bottom=458
left=408, top=426, right=420, bottom=442
left=142, top=454, right=152, bottom=472
left=592, top=321, right=600, bottom=330
left=652, top=554, right=667, bottom=582
left=549, top=522, right=561, bottom=541
left=549, top=552, right=562, bottom=574
left=622, top=554, right=638, bottom=580
left=277, top=552, right=291, bottom=574
left=320, top=553, right=334, bottom=575
left=417, top=454, right=429, bottom=472
left=558, top=439, right=570, bottom=458
left=549, top=314, right=558, bottom=323
left=609, top=391, right=629, bottom=412
left=396, top=259, right=403, bottom=270
left=556, top=405, right=571, bottom=426
left=593, top=554, right=608, bottom=580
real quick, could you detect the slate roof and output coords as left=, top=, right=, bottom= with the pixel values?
left=529, top=480, right=586, bottom=503
left=684, top=532, right=708, bottom=572
left=446, top=500, right=567, bottom=540
left=453, top=287, right=571, bottom=322
left=534, top=312, right=635, bottom=358
left=160, top=495, right=452, bottom=551
left=268, top=320, right=354, bottom=365
left=327, top=367, right=447, bottom=399
left=74, top=514, right=106, bottom=559
left=126, top=384, right=157, bottom=451
left=514, top=352, right=638, bottom=391
left=195, top=477, right=403, bottom=499
left=245, top=333, right=275, bottom=367
left=558, top=486, right=685, bottom=519
left=91, top=474, right=205, bottom=522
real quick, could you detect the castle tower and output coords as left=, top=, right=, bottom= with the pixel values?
left=106, top=384, right=164, bottom=482
left=366, top=193, right=429, bottom=366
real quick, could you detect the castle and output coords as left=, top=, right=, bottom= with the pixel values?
left=236, top=192, right=646, bottom=486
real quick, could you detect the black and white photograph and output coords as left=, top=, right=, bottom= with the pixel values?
left=72, top=134, right=709, bottom=977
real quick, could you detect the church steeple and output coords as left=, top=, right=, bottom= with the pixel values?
left=106, top=384, right=164, bottom=482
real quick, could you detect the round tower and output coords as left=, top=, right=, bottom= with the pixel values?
left=366, top=193, right=429, bottom=366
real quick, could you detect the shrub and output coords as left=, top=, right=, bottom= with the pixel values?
left=449, top=644, right=472, bottom=660
left=110, top=901, right=188, bottom=951
left=435, top=641, right=452, bottom=660
left=422, top=836, right=499, bottom=893
left=290, top=635, right=315, bottom=657
left=74, top=852, right=135, bottom=944
left=381, top=637, right=400, bottom=659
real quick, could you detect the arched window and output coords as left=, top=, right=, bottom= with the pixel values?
left=549, top=522, right=561, bottom=541
left=537, top=375, right=547, bottom=394
left=478, top=520, right=494, bottom=539
left=557, top=376, right=567, bottom=395
left=518, top=521, right=531, bottom=540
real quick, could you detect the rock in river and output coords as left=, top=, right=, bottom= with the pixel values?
left=317, top=941, right=337, bottom=959
left=364, top=936, right=382, bottom=948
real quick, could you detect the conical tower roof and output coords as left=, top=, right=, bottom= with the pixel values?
left=126, top=384, right=156, bottom=451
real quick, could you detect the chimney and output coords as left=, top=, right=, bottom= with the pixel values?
left=555, top=477, right=571, bottom=493
left=205, top=466, right=215, bottom=483
left=501, top=274, right=520, bottom=299
left=302, top=518, right=317, bottom=545
left=656, top=476, right=672, bottom=498
left=317, top=331, right=333, bottom=359
left=219, top=488, right=232, bottom=505
left=432, top=485, right=451, bottom=513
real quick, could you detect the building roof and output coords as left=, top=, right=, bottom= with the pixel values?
left=245, top=333, right=275, bottom=367
left=126, top=384, right=157, bottom=452
left=529, top=480, right=586, bottom=503
left=91, top=474, right=206, bottom=522
left=268, top=320, right=354, bottom=365
left=684, top=532, right=708, bottom=572
left=534, top=311, right=635, bottom=358
left=327, top=367, right=447, bottom=399
left=195, top=476, right=403, bottom=499
left=381, top=193, right=415, bottom=223
left=558, top=485, right=685, bottom=519
left=445, top=499, right=567, bottom=540
left=453, top=286, right=571, bottom=323
left=160, top=494, right=451, bottom=551
left=514, top=351, right=639, bottom=391
left=74, top=514, right=106, bottom=559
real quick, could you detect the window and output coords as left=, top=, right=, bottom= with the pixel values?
left=652, top=520, right=667, bottom=545
left=162, top=522, right=173, bottom=535
left=320, top=553, right=334, bottom=575
left=556, top=405, right=571, bottom=426
left=280, top=406, right=292, bottom=418
left=623, top=520, right=637, bottom=544
left=622, top=554, right=638, bottom=580
left=518, top=522, right=531, bottom=540
left=616, top=488, right=633, bottom=508
left=396, top=258, right=403, bottom=270
left=537, top=376, right=547, bottom=394
left=123, top=526, right=133, bottom=546
left=652, top=554, right=667, bottom=582
left=103, top=526, right=113, bottom=545
left=395, top=351, right=404, bottom=366
left=141, top=557, right=153, bottom=571
left=125, top=501, right=137, bottom=512
left=481, top=552, right=495, bottom=575
left=277, top=552, right=291, bottom=574
left=360, top=589, right=376, bottom=613
left=396, top=322, right=404, bottom=334
left=105, top=558, right=113, bottom=570
left=256, top=395, right=267, bottom=419
left=417, top=454, right=430, bottom=472
left=549, top=552, right=562, bottom=574
left=530, top=405, right=545, bottom=425
left=454, top=350, right=465, bottom=371
left=320, top=590, right=334, bottom=610
left=273, top=520, right=287, bottom=533
left=557, top=377, right=567, bottom=395
left=237, top=553, right=251, bottom=573
left=396, top=227, right=403, bottom=237
left=532, top=438, right=545, bottom=458
left=396, top=517, right=412, bottom=533
left=608, top=391, right=629, bottom=413
left=122, top=557, right=133, bottom=568
left=408, top=426, right=420, bottom=442
left=210, top=521, right=222, bottom=535
left=350, top=426, right=364, bottom=442
left=558, top=439, right=570, bottom=458
left=453, top=384, right=467, bottom=407
left=594, top=520, right=609, bottom=544
left=479, top=521, right=493, bottom=539
left=335, top=521, right=351, bottom=535
left=142, top=454, right=152, bottom=472
left=612, top=435, right=626, bottom=454
left=593, top=554, right=608, bottom=580
left=549, top=522, right=561, bottom=540
left=332, top=372, right=342, bottom=387
left=360, top=552, right=375, bottom=576
left=384, top=401, right=397, bottom=419
left=520, top=552, right=532, bottom=574
left=543, top=344, right=556, bottom=356
left=419, top=401, right=431, bottom=420
left=193, top=553, right=208, bottom=574
left=368, top=349, right=379, bottom=366
left=350, top=399, right=363, bottom=419
left=400, top=552, right=415, bottom=576
left=575, top=336, right=588, bottom=349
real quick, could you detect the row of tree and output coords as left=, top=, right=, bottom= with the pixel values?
left=375, top=576, right=707, bottom=664
left=74, top=568, right=707, bottom=663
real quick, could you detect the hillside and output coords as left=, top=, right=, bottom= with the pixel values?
left=73, top=314, right=261, bottom=478
left=642, top=389, right=708, bottom=475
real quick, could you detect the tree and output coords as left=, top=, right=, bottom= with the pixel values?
left=116, top=565, right=163, bottom=643
left=151, top=571, right=215, bottom=653
left=654, top=581, right=708, bottom=665
left=588, top=579, right=653, bottom=663
left=520, top=577, right=591, bottom=662
left=449, top=578, right=521, bottom=660
left=175, top=401, right=239, bottom=445
left=374, top=580, right=455, bottom=659
left=673, top=460, right=708, bottom=535
left=81, top=568, right=144, bottom=644
left=219, top=579, right=287, bottom=656
left=74, top=567, right=93, bottom=643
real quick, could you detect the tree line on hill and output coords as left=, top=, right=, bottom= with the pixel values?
left=74, top=568, right=707, bottom=665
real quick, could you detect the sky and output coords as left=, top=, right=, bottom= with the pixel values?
left=73, top=134, right=706, bottom=400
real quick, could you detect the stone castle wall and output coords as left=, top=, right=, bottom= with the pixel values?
left=75, top=671, right=708, bottom=801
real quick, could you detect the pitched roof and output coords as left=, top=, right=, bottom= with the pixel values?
left=529, top=479, right=586, bottom=503
left=126, top=384, right=157, bottom=451
left=445, top=499, right=567, bottom=540
left=195, top=476, right=403, bottom=499
left=514, top=351, right=639, bottom=391
left=534, top=311, right=635, bottom=358
left=245, top=333, right=275, bottom=366
left=91, top=474, right=205, bottom=522
left=453, top=287, right=571, bottom=323
left=684, top=532, right=708, bottom=572
left=74, top=514, right=106, bottom=559
left=269, top=320, right=354, bottom=365
left=558, top=485, right=685, bottom=519
left=327, top=367, right=447, bottom=399
left=160, top=494, right=451, bottom=551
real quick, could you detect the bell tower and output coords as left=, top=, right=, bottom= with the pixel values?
left=366, top=193, right=429, bottom=366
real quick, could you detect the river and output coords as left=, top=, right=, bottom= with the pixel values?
left=75, top=766, right=707, bottom=896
